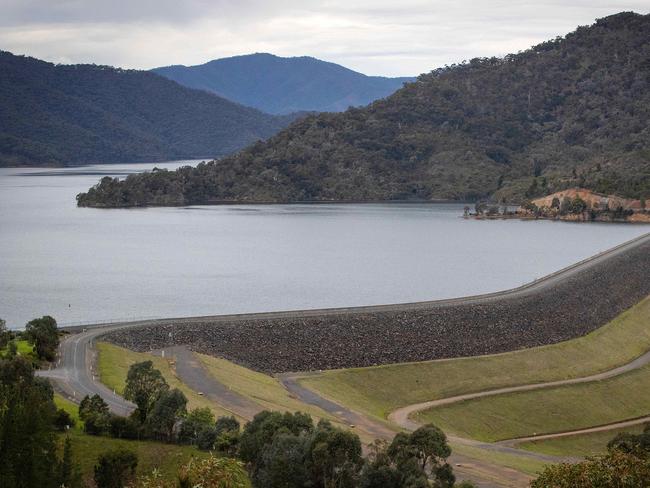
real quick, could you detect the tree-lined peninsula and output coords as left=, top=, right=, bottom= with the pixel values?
left=77, top=12, right=650, bottom=207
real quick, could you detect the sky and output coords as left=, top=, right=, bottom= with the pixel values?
left=0, top=1, right=648, bottom=77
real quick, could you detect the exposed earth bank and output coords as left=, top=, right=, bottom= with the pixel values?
left=105, top=234, right=650, bottom=373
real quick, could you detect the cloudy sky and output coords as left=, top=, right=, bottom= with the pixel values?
left=1, top=1, right=647, bottom=76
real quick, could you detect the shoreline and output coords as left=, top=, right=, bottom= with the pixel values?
left=79, top=197, right=468, bottom=209
left=466, top=214, right=650, bottom=224
left=62, top=231, right=650, bottom=333
left=92, top=233, right=650, bottom=372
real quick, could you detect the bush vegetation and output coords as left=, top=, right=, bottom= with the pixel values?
left=78, top=360, right=471, bottom=487
left=24, top=315, right=59, bottom=361
left=0, top=356, right=79, bottom=488
left=532, top=426, right=650, bottom=487
left=4, top=318, right=650, bottom=486
left=0, top=51, right=294, bottom=167
left=77, top=12, right=650, bottom=207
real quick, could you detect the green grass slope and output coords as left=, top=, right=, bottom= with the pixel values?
left=53, top=393, right=208, bottom=483
left=418, top=362, right=650, bottom=442
left=59, top=431, right=208, bottom=482
left=300, top=296, right=650, bottom=421
left=518, top=425, right=645, bottom=458
left=95, top=342, right=234, bottom=419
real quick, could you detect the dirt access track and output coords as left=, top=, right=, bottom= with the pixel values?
left=102, top=232, right=650, bottom=373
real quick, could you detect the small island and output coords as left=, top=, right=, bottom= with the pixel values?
left=468, top=188, right=650, bottom=223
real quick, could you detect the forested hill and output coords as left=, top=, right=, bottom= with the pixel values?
left=153, top=53, right=414, bottom=114
left=77, top=12, right=650, bottom=207
left=0, top=51, right=294, bottom=167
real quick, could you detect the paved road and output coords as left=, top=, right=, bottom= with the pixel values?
left=279, top=373, right=396, bottom=440
left=280, top=344, right=650, bottom=484
left=158, top=346, right=263, bottom=421
left=37, top=324, right=136, bottom=416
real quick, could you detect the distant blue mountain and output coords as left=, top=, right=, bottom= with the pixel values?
left=0, top=50, right=295, bottom=167
left=152, top=53, right=415, bottom=114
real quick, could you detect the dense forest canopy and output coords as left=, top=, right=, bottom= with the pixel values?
left=0, top=52, right=295, bottom=167
left=153, top=53, right=414, bottom=114
left=77, top=11, right=650, bottom=207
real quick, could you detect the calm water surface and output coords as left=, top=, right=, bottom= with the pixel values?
left=1, top=161, right=648, bottom=328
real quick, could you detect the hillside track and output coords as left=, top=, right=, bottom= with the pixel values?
left=155, top=346, right=262, bottom=420
left=497, top=416, right=650, bottom=447
left=388, top=348, right=650, bottom=431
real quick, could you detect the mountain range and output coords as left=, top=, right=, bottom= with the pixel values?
left=77, top=12, right=650, bottom=207
left=0, top=51, right=298, bottom=167
left=0, top=52, right=412, bottom=167
left=152, top=53, right=414, bottom=114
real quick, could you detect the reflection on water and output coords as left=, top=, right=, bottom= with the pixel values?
left=0, top=161, right=647, bottom=329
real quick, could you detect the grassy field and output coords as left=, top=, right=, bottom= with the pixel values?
left=15, top=339, right=35, bottom=356
left=300, top=297, right=650, bottom=421
left=417, top=362, right=650, bottom=442
left=95, top=342, right=234, bottom=419
left=52, top=393, right=209, bottom=483
left=54, top=393, right=83, bottom=431
left=197, top=353, right=373, bottom=440
left=517, top=425, right=646, bottom=457
left=451, top=442, right=548, bottom=478
left=59, top=430, right=208, bottom=483
left=1, top=339, right=37, bottom=359
left=97, top=343, right=382, bottom=442
left=197, top=354, right=340, bottom=423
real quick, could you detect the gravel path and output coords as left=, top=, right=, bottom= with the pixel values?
left=105, top=232, right=650, bottom=373
left=497, top=416, right=650, bottom=447
left=388, top=348, right=650, bottom=431
left=155, top=346, right=263, bottom=421
left=278, top=373, right=538, bottom=488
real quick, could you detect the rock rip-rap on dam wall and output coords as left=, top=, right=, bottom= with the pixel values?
left=106, top=236, right=650, bottom=373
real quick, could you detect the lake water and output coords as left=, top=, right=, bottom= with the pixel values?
left=1, top=161, right=648, bottom=329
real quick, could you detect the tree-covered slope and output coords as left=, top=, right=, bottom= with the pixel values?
left=0, top=51, right=294, bottom=166
left=78, top=12, right=650, bottom=207
left=153, top=53, right=414, bottom=114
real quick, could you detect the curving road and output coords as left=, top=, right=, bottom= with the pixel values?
left=38, top=323, right=136, bottom=415
left=497, top=416, right=650, bottom=447
left=281, top=329, right=650, bottom=484
left=388, top=349, right=650, bottom=432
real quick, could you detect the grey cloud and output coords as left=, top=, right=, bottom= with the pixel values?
left=0, top=0, right=288, bottom=26
left=0, top=0, right=647, bottom=76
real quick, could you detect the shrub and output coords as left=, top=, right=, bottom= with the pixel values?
left=94, top=449, right=138, bottom=488
left=178, top=455, right=251, bottom=488
left=53, top=408, right=75, bottom=431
